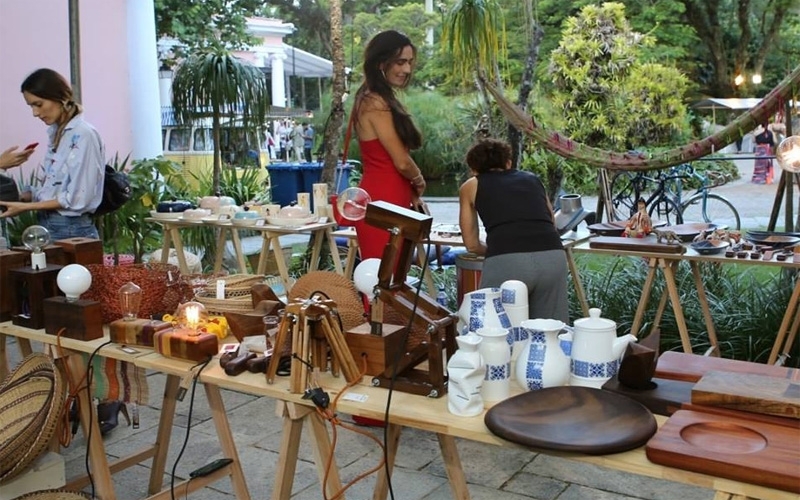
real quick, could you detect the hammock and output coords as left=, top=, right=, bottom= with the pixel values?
left=484, top=64, right=800, bottom=172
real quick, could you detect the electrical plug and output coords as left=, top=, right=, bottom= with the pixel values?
left=303, top=387, right=330, bottom=409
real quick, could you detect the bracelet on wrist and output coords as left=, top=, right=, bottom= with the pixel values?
left=411, top=174, right=424, bottom=186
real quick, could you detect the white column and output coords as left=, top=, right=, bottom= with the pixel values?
left=159, top=70, right=172, bottom=108
left=126, top=0, right=163, bottom=159
left=270, top=52, right=287, bottom=108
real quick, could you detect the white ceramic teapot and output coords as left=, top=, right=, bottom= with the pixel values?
left=565, top=308, right=636, bottom=388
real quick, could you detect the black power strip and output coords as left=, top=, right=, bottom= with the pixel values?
left=189, top=458, right=233, bottom=478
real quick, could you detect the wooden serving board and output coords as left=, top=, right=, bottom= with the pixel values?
left=646, top=410, right=800, bottom=493
left=602, top=376, right=694, bottom=416
left=691, top=370, right=800, bottom=419
left=655, top=351, right=798, bottom=383
left=589, top=236, right=685, bottom=254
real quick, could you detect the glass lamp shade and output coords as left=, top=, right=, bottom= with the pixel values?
left=57, top=264, right=92, bottom=301
left=776, top=135, right=800, bottom=173
left=118, top=281, right=142, bottom=321
left=21, top=225, right=51, bottom=269
left=353, top=258, right=381, bottom=296
left=336, top=187, right=372, bottom=221
left=174, top=301, right=208, bottom=335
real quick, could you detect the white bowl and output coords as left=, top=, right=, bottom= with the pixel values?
left=266, top=215, right=319, bottom=227
left=231, top=218, right=263, bottom=227
left=150, top=210, right=183, bottom=220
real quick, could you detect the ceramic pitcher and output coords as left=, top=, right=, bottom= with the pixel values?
left=500, top=280, right=529, bottom=361
left=476, top=326, right=511, bottom=403
left=446, top=334, right=485, bottom=417
left=567, top=308, right=636, bottom=388
left=514, top=319, right=569, bottom=390
left=457, top=288, right=512, bottom=336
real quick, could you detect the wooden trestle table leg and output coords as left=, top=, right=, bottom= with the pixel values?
left=660, top=259, right=693, bottom=353
left=689, top=261, right=719, bottom=352
left=168, top=226, right=189, bottom=274
left=373, top=423, right=402, bottom=500
left=204, top=383, right=251, bottom=499
left=309, top=228, right=325, bottom=272
left=65, top=353, right=116, bottom=500
left=269, top=234, right=293, bottom=293
left=230, top=227, right=249, bottom=273
left=147, top=374, right=180, bottom=494
left=0, top=334, right=32, bottom=379
left=564, top=247, right=589, bottom=317
left=325, top=227, right=344, bottom=274
left=630, top=258, right=658, bottom=337
left=271, top=401, right=342, bottom=500
left=436, top=434, right=471, bottom=500
left=768, top=275, right=800, bottom=364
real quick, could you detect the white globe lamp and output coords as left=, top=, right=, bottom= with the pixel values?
left=21, top=225, right=51, bottom=270
left=56, top=264, right=93, bottom=302
left=336, top=187, right=372, bottom=222
left=353, top=258, right=382, bottom=296
left=776, top=135, right=800, bottom=173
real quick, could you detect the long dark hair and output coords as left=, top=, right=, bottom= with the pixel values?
left=21, top=68, right=82, bottom=150
left=353, top=30, right=422, bottom=150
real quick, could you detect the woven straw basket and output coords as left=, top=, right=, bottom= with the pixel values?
left=11, top=490, right=91, bottom=500
left=0, top=354, right=66, bottom=484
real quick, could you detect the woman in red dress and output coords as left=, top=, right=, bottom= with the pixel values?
left=351, top=30, right=426, bottom=260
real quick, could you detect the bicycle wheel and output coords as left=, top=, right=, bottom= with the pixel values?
left=681, top=193, right=741, bottom=230
left=648, top=196, right=683, bottom=226
left=609, top=171, right=638, bottom=221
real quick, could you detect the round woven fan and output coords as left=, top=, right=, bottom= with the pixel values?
left=288, top=271, right=366, bottom=331
left=11, top=490, right=91, bottom=500
left=0, top=354, right=66, bottom=484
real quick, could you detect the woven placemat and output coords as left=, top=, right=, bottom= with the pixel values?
left=11, top=489, right=91, bottom=500
left=0, top=354, right=66, bottom=484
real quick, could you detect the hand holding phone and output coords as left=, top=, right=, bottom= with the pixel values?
left=24, top=142, right=39, bottom=151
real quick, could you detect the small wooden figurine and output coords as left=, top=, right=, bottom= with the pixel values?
left=623, top=198, right=652, bottom=238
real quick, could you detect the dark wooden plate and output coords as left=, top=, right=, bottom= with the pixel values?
left=587, top=221, right=627, bottom=236
left=665, top=222, right=719, bottom=242
left=484, top=386, right=657, bottom=454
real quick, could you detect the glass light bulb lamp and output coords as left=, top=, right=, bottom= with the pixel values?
left=22, top=224, right=51, bottom=270
left=56, top=264, right=92, bottom=301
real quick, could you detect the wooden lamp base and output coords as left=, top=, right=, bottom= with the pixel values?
left=9, top=265, right=62, bottom=330
left=43, top=296, right=104, bottom=341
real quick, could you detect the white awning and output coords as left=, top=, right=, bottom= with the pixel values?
left=261, top=44, right=333, bottom=78
left=692, top=98, right=763, bottom=110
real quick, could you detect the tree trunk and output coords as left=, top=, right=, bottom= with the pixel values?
left=212, top=111, right=222, bottom=195
left=320, top=0, right=347, bottom=192
left=509, top=21, right=543, bottom=170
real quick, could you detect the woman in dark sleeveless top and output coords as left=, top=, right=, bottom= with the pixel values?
left=458, top=139, right=569, bottom=323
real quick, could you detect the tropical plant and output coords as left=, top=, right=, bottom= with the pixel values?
left=171, top=49, right=270, bottom=195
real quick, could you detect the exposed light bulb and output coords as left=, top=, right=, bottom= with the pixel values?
left=57, top=264, right=92, bottom=301
left=21, top=225, right=51, bottom=270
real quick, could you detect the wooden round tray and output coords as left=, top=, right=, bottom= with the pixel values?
left=484, top=386, right=657, bottom=455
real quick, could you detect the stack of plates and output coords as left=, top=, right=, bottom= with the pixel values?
left=266, top=215, right=319, bottom=227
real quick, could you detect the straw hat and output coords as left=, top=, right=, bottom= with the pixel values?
left=0, top=354, right=66, bottom=484
left=289, top=271, right=367, bottom=331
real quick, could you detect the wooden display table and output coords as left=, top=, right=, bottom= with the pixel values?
left=570, top=238, right=799, bottom=361
left=0, top=322, right=250, bottom=500
left=147, top=217, right=343, bottom=292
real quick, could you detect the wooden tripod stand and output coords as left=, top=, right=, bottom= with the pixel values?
left=344, top=201, right=458, bottom=398
left=265, top=295, right=361, bottom=394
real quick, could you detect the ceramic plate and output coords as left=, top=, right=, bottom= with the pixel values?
left=149, top=210, right=183, bottom=220
left=266, top=215, right=319, bottom=227
left=587, top=221, right=627, bottom=236
left=690, top=240, right=730, bottom=255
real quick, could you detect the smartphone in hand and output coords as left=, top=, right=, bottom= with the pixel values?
left=24, top=142, right=39, bottom=151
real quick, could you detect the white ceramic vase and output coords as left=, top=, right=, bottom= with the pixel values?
left=457, top=288, right=512, bottom=336
left=500, top=280, right=529, bottom=361
left=476, top=327, right=511, bottom=403
left=514, top=319, right=569, bottom=391
left=446, top=334, right=485, bottom=417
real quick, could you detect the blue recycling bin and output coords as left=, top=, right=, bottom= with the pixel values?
left=266, top=163, right=302, bottom=207
left=298, top=162, right=354, bottom=195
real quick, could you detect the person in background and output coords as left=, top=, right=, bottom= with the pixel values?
left=0, top=68, right=105, bottom=240
left=351, top=29, right=426, bottom=260
left=752, top=121, right=775, bottom=184
left=292, top=120, right=304, bottom=162
left=0, top=145, right=35, bottom=170
left=303, top=122, right=315, bottom=163
left=277, top=120, right=291, bottom=161
left=458, top=138, right=568, bottom=323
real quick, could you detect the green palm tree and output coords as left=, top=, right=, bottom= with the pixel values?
left=442, top=0, right=504, bottom=88
left=171, top=49, right=269, bottom=194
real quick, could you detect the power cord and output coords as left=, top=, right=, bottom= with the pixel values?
left=382, top=242, right=432, bottom=500
left=170, top=356, right=212, bottom=500
left=83, top=340, right=113, bottom=500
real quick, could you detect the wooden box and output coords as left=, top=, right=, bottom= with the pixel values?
left=0, top=249, right=27, bottom=321
left=345, top=322, right=407, bottom=376
left=11, top=245, right=68, bottom=266
left=53, top=238, right=103, bottom=265
left=154, top=328, right=218, bottom=362
left=42, top=296, right=103, bottom=340
left=9, top=265, right=62, bottom=329
left=109, top=318, right=171, bottom=347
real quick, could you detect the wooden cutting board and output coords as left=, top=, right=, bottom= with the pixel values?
left=691, top=370, right=800, bottom=419
left=655, top=351, right=798, bottom=382
left=589, top=236, right=685, bottom=254
left=646, top=410, right=800, bottom=493
left=602, top=376, right=694, bottom=416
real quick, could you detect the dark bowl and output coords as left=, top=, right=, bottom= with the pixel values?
left=690, top=240, right=730, bottom=255
left=746, top=233, right=800, bottom=249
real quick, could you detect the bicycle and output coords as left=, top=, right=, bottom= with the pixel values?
left=609, top=164, right=741, bottom=230
left=679, top=167, right=741, bottom=230
left=608, top=166, right=686, bottom=225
